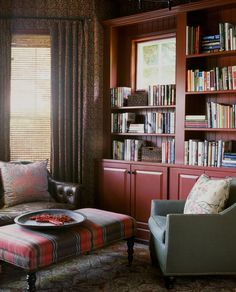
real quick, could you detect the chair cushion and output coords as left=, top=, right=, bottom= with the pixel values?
left=184, top=174, right=232, bottom=214
left=0, top=161, right=52, bottom=207
left=148, top=215, right=166, bottom=243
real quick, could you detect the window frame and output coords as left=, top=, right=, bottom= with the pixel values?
left=131, top=32, right=176, bottom=91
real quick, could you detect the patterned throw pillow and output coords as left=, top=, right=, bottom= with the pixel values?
left=0, top=161, right=52, bottom=208
left=184, top=174, right=232, bottom=214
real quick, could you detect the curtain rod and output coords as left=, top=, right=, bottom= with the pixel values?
left=0, top=15, right=92, bottom=21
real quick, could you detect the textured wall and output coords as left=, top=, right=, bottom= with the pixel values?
left=0, top=0, right=116, bottom=207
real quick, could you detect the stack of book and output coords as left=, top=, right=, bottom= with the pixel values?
left=128, top=124, right=145, bottom=133
left=201, top=34, right=220, bottom=53
left=185, top=115, right=208, bottom=128
left=222, top=152, right=236, bottom=168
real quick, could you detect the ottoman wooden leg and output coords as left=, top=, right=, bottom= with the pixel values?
left=26, top=272, right=36, bottom=292
left=127, top=237, right=134, bottom=266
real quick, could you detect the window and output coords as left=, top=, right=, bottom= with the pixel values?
left=10, top=34, right=51, bottom=164
left=136, top=37, right=176, bottom=90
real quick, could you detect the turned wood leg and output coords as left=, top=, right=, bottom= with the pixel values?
left=127, top=237, right=134, bottom=266
left=164, top=276, right=175, bottom=289
left=26, top=272, right=36, bottom=292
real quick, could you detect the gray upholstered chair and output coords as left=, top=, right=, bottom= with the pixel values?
left=148, top=179, right=236, bottom=289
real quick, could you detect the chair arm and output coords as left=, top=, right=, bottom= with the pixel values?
left=150, top=199, right=185, bottom=216
left=48, top=177, right=82, bottom=208
left=165, top=205, right=236, bottom=254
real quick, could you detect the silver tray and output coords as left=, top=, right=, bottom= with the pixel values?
left=14, top=209, right=86, bottom=230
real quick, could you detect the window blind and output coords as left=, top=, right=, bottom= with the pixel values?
left=10, top=35, right=51, bottom=165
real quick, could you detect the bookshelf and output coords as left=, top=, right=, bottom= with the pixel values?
left=98, top=0, right=236, bottom=241
left=184, top=2, right=236, bottom=167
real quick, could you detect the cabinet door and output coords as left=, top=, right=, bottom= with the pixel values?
left=98, top=161, right=131, bottom=215
left=169, top=167, right=203, bottom=200
left=130, top=164, right=168, bottom=241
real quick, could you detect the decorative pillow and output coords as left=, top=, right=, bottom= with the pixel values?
left=184, top=174, right=232, bottom=214
left=0, top=161, right=52, bottom=208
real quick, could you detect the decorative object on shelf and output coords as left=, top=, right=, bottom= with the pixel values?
left=141, top=146, right=162, bottom=161
left=127, top=91, right=148, bottom=106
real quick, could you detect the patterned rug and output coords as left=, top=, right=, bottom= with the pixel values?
left=0, top=241, right=236, bottom=292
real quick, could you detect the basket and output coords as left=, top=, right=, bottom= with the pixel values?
left=127, top=92, right=148, bottom=106
left=141, top=147, right=162, bottom=162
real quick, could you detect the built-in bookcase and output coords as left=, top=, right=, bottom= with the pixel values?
left=184, top=2, right=236, bottom=167
left=103, top=0, right=236, bottom=170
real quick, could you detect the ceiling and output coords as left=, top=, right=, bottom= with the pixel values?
left=113, top=0, right=202, bottom=16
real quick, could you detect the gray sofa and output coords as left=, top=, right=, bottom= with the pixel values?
left=148, top=179, right=236, bottom=288
left=0, top=166, right=82, bottom=226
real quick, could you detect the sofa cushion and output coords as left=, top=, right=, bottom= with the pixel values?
left=148, top=215, right=166, bottom=243
left=0, top=201, right=76, bottom=226
left=184, top=174, right=232, bottom=214
left=0, top=161, right=52, bottom=208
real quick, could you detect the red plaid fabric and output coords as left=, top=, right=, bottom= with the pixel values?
left=0, top=208, right=136, bottom=271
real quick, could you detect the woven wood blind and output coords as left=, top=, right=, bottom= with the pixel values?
left=10, top=34, right=51, bottom=165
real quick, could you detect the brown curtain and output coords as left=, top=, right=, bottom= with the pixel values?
left=0, top=19, right=11, bottom=161
left=50, top=20, right=88, bottom=183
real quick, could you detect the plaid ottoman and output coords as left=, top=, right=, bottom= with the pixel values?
left=0, top=208, right=136, bottom=292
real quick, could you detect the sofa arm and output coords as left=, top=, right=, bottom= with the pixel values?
left=48, top=177, right=82, bottom=208
left=150, top=200, right=185, bottom=216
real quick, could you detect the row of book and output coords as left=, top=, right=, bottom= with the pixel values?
left=112, top=139, right=143, bottom=161
left=110, top=85, right=176, bottom=108
left=184, top=139, right=233, bottom=167
left=112, top=138, right=175, bottom=163
left=148, top=84, right=176, bottom=106
left=185, top=102, right=236, bottom=129
left=110, top=87, right=131, bottom=107
left=187, top=65, right=236, bottom=92
left=186, top=22, right=236, bottom=55
left=207, top=101, right=236, bottom=128
left=111, top=111, right=175, bottom=134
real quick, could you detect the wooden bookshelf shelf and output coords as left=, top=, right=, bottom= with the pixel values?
left=111, top=133, right=175, bottom=137
left=186, top=50, right=236, bottom=59
left=111, top=105, right=176, bottom=111
left=186, top=90, right=236, bottom=95
left=185, top=128, right=236, bottom=132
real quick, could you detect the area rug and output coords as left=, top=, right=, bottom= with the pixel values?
left=0, top=241, right=236, bottom=291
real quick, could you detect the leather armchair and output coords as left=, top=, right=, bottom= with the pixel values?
left=148, top=179, right=236, bottom=288
left=0, top=161, right=82, bottom=226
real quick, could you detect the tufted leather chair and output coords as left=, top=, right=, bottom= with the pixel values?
left=0, top=161, right=82, bottom=226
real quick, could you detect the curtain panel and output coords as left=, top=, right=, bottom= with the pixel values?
left=50, top=20, right=88, bottom=183
left=0, top=19, right=11, bottom=161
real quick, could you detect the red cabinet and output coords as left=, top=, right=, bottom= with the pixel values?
left=98, top=160, right=168, bottom=241
left=98, top=161, right=130, bottom=215
left=169, top=167, right=203, bottom=200
left=169, top=167, right=236, bottom=200
left=131, top=164, right=168, bottom=241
